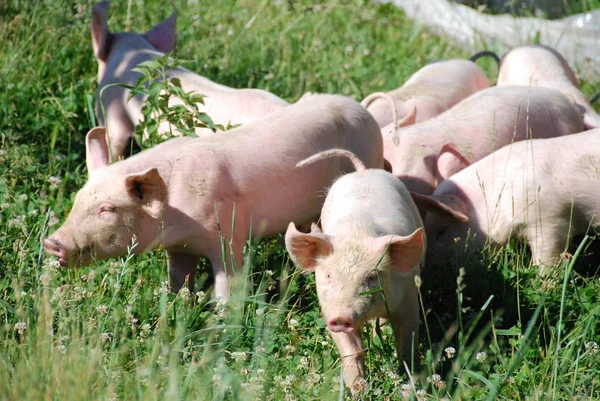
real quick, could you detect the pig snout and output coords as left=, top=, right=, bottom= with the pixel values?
left=327, top=314, right=356, bottom=333
left=43, top=238, right=69, bottom=266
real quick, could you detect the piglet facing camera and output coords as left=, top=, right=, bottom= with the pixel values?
left=286, top=149, right=425, bottom=394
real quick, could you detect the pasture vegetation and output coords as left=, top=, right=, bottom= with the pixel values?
left=1, top=0, right=599, bottom=400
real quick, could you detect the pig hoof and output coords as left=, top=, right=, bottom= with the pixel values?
left=350, top=378, right=368, bottom=395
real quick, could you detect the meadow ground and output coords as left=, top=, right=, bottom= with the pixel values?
left=1, top=1, right=600, bottom=400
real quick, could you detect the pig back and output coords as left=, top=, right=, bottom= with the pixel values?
left=321, top=169, right=423, bottom=238
left=201, top=94, right=385, bottom=237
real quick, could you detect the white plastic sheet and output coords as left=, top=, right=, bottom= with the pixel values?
left=384, top=0, right=600, bottom=80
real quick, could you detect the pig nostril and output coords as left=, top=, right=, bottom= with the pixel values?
left=344, top=322, right=352, bottom=329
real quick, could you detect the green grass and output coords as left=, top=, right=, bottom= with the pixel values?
left=1, top=0, right=599, bottom=400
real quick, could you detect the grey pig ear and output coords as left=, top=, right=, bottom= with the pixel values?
left=143, top=6, right=177, bottom=53
left=285, top=222, right=332, bottom=271
left=410, top=193, right=469, bottom=223
left=91, top=1, right=111, bottom=61
left=86, top=127, right=110, bottom=174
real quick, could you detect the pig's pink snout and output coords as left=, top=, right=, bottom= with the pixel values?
left=43, top=238, right=69, bottom=266
left=328, top=316, right=356, bottom=333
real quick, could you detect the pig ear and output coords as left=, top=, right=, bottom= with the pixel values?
left=91, top=1, right=112, bottom=61
left=143, top=6, right=177, bottom=53
left=86, top=127, right=110, bottom=174
left=285, top=222, right=332, bottom=272
left=437, top=142, right=471, bottom=181
left=125, top=168, right=168, bottom=219
left=411, top=192, right=469, bottom=223
left=372, top=228, right=424, bottom=273
left=398, top=106, right=417, bottom=128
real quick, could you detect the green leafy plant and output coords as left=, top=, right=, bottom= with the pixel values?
left=122, top=54, right=225, bottom=149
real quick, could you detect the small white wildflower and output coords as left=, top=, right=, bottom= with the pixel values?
left=414, top=275, right=422, bottom=288
left=178, top=286, right=191, bottom=301
left=14, top=321, right=28, bottom=335
left=321, top=340, right=328, bottom=347
left=351, top=377, right=368, bottom=393
left=101, top=332, right=112, bottom=343
left=401, top=383, right=411, bottom=391
left=55, top=344, right=66, bottom=354
left=255, top=308, right=265, bottom=317
left=374, top=388, right=382, bottom=396
left=28, top=209, right=38, bottom=217
left=18, top=194, right=28, bottom=202
left=231, top=351, right=247, bottom=362
left=0, top=149, right=7, bottom=163
left=363, top=48, right=370, bottom=56
left=264, top=72, right=274, bottom=81
left=285, top=344, right=296, bottom=354
left=48, top=176, right=62, bottom=190
left=43, top=258, right=60, bottom=270
left=299, top=355, right=309, bottom=368
left=585, top=341, right=598, bottom=355
left=445, top=346, right=456, bottom=359
left=227, top=28, right=234, bottom=36
left=48, top=211, right=59, bottom=227
left=288, top=318, right=298, bottom=329
left=96, top=305, right=109, bottom=315
left=195, top=291, right=206, bottom=302
left=344, top=45, right=353, bottom=53
left=8, top=215, right=26, bottom=229
left=211, top=374, right=221, bottom=385
left=415, top=389, right=427, bottom=400
left=428, top=373, right=442, bottom=383
left=476, top=351, right=487, bottom=363
left=0, top=202, right=9, bottom=210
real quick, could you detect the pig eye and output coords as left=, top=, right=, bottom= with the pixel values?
left=99, top=205, right=116, bottom=214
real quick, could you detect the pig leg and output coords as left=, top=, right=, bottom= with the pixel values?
left=388, top=279, right=420, bottom=369
left=208, top=238, right=245, bottom=300
left=166, top=250, right=200, bottom=293
left=329, top=331, right=366, bottom=394
left=527, top=224, right=569, bottom=275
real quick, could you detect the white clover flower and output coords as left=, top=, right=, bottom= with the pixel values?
left=14, top=321, right=28, bottom=335
left=48, top=211, right=59, bottom=227
left=0, top=202, right=9, bottom=210
left=585, top=341, right=598, bottom=355
left=255, top=308, right=265, bottom=317
left=256, top=368, right=265, bottom=377
left=178, top=286, right=191, bottom=301
left=227, top=28, right=234, bottom=36
left=18, top=194, right=28, bottom=202
left=101, top=333, right=112, bottom=343
left=0, top=149, right=7, bottom=163
left=415, top=389, right=427, bottom=401
left=476, top=351, right=487, bottom=363
left=195, top=291, right=205, bottom=302
left=374, top=388, right=382, bottom=396
left=299, top=356, right=309, bottom=368
left=55, top=344, right=66, bottom=354
left=264, top=73, right=274, bottom=81
left=96, top=305, right=109, bottom=315
left=8, top=216, right=26, bottom=229
left=363, top=49, right=370, bottom=56
left=28, top=209, right=38, bottom=217
left=285, top=344, right=296, bottom=353
left=48, top=176, right=62, bottom=190
left=288, top=318, right=298, bottom=329
left=344, top=45, right=353, bottom=53
left=231, top=351, right=247, bottom=362
left=445, top=346, right=456, bottom=359
left=321, top=340, right=328, bottom=347
left=427, top=373, right=442, bottom=383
